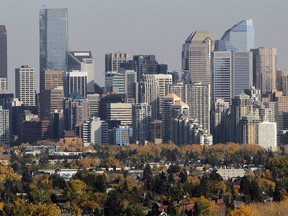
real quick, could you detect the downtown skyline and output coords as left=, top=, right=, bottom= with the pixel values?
left=0, top=0, right=287, bottom=92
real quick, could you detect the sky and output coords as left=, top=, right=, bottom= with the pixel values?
left=1, top=0, right=287, bottom=92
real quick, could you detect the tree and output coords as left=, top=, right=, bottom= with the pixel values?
left=142, top=164, right=153, bottom=191
left=193, top=196, right=212, bottom=216
left=125, top=203, right=146, bottom=216
left=229, top=205, right=252, bottom=216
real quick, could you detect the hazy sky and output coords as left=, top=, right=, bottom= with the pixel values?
left=1, top=0, right=287, bottom=92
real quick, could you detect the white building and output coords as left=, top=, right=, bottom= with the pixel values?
left=64, top=70, right=87, bottom=98
left=15, top=65, right=36, bottom=106
left=142, top=74, right=172, bottom=120
left=258, top=121, right=277, bottom=150
left=67, top=51, right=95, bottom=93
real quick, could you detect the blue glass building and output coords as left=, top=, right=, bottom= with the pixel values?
left=220, top=19, right=254, bottom=52
left=40, top=8, right=68, bottom=93
left=212, top=20, right=254, bottom=104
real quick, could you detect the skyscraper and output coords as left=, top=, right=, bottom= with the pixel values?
left=67, top=51, right=94, bottom=93
left=0, top=25, right=7, bottom=91
left=186, top=82, right=211, bottom=134
left=64, top=71, right=88, bottom=98
left=212, top=19, right=254, bottom=104
left=0, top=106, right=9, bottom=146
left=105, top=52, right=130, bottom=73
left=15, top=65, right=36, bottom=106
left=165, top=82, right=211, bottom=134
left=141, top=74, right=172, bottom=120
left=63, top=92, right=89, bottom=135
left=252, top=47, right=277, bottom=95
left=124, top=70, right=138, bottom=103
left=232, top=51, right=253, bottom=96
left=230, top=92, right=253, bottom=142
left=212, top=51, right=232, bottom=103
left=105, top=72, right=125, bottom=94
left=220, top=19, right=254, bottom=52
left=132, top=103, right=151, bottom=143
left=162, top=93, right=181, bottom=143
left=182, top=31, right=214, bottom=85
left=39, top=8, right=68, bottom=93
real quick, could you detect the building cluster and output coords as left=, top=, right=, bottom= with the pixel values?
left=0, top=9, right=286, bottom=149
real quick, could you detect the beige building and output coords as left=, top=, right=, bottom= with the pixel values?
left=142, top=74, right=172, bottom=120
left=252, top=47, right=277, bottom=95
left=44, top=69, right=64, bottom=90
left=107, top=103, right=132, bottom=126
left=239, top=113, right=260, bottom=144
left=182, top=31, right=214, bottom=85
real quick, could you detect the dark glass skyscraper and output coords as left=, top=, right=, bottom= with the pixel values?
left=39, top=8, right=68, bottom=93
left=0, top=25, right=7, bottom=80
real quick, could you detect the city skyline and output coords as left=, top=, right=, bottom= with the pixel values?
left=0, top=0, right=287, bottom=93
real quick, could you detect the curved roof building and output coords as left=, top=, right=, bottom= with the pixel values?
left=219, top=19, right=254, bottom=52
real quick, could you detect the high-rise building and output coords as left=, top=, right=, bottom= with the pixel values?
left=105, top=52, right=130, bottom=73
left=141, top=74, right=172, bottom=120
left=212, top=51, right=232, bottom=103
left=212, top=51, right=253, bottom=103
left=258, top=121, right=277, bottom=150
left=220, top=19, right=254, bottom=52
left=186, top=82, right=211, bottom=134
left=15, top=65, right=36, bottom=106
left=124, top=70, right=138, bottom=103
left=87, top=93, right=100, bottom=118
left=239, top=113, right=260, bottom=144
left=44, top=69, right=64, bottom=90
left=132, top=103, right=151, bottom=143
left=40, top=69, right=64, bottom=119
left=162, top=93, right=181, bottom=143
left=182, top=31, right=214, bottom=85
left=67, top=51, right=94, bottom=93
left=105, top=72, right=125, bottom=94
left=230, top=92, right=253, bottom=142
left=64, top=71, right=87, bottom=98
left=212, top=98, right=230, bottom=144
left=252, top=48, right=277, bottom=95
left=165, top=82, right=211, bottom=134
left=0, top=25, right=7, bottom=91
left=112, top=125, right=133, bottom=146
left=133, top=55, right=160, bottom=81
left=63, top=93, right=89, bottom=135
left=39, top=8, right=68, bottom=93
left=0, top=106, right=9, bottom=146
left=82, top=117, right=109, bottom=146
left=106, top=103, right=132, bottom=126
left=90, top=117, right=108, bottom=145
left=276, top=69, right=288, bottom=95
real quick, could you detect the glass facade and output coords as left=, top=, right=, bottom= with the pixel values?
left=220, top=19, right=254, bottom=52
left=212, top=51, right=232, bottom=103
left=40, top=8, right=68, bottom=93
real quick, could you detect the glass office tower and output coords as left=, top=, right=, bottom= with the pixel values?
left=220, top=19, right=254, bottom=52
left=40, top=8, right=68, bottom=93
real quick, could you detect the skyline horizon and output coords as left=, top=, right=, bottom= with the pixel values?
left=1, top=0, right=287, bottom=93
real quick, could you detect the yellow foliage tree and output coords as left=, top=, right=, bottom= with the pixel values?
left=0, top=165, right=20, bottom=181
left=229, top=205, right=252, bottom=216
